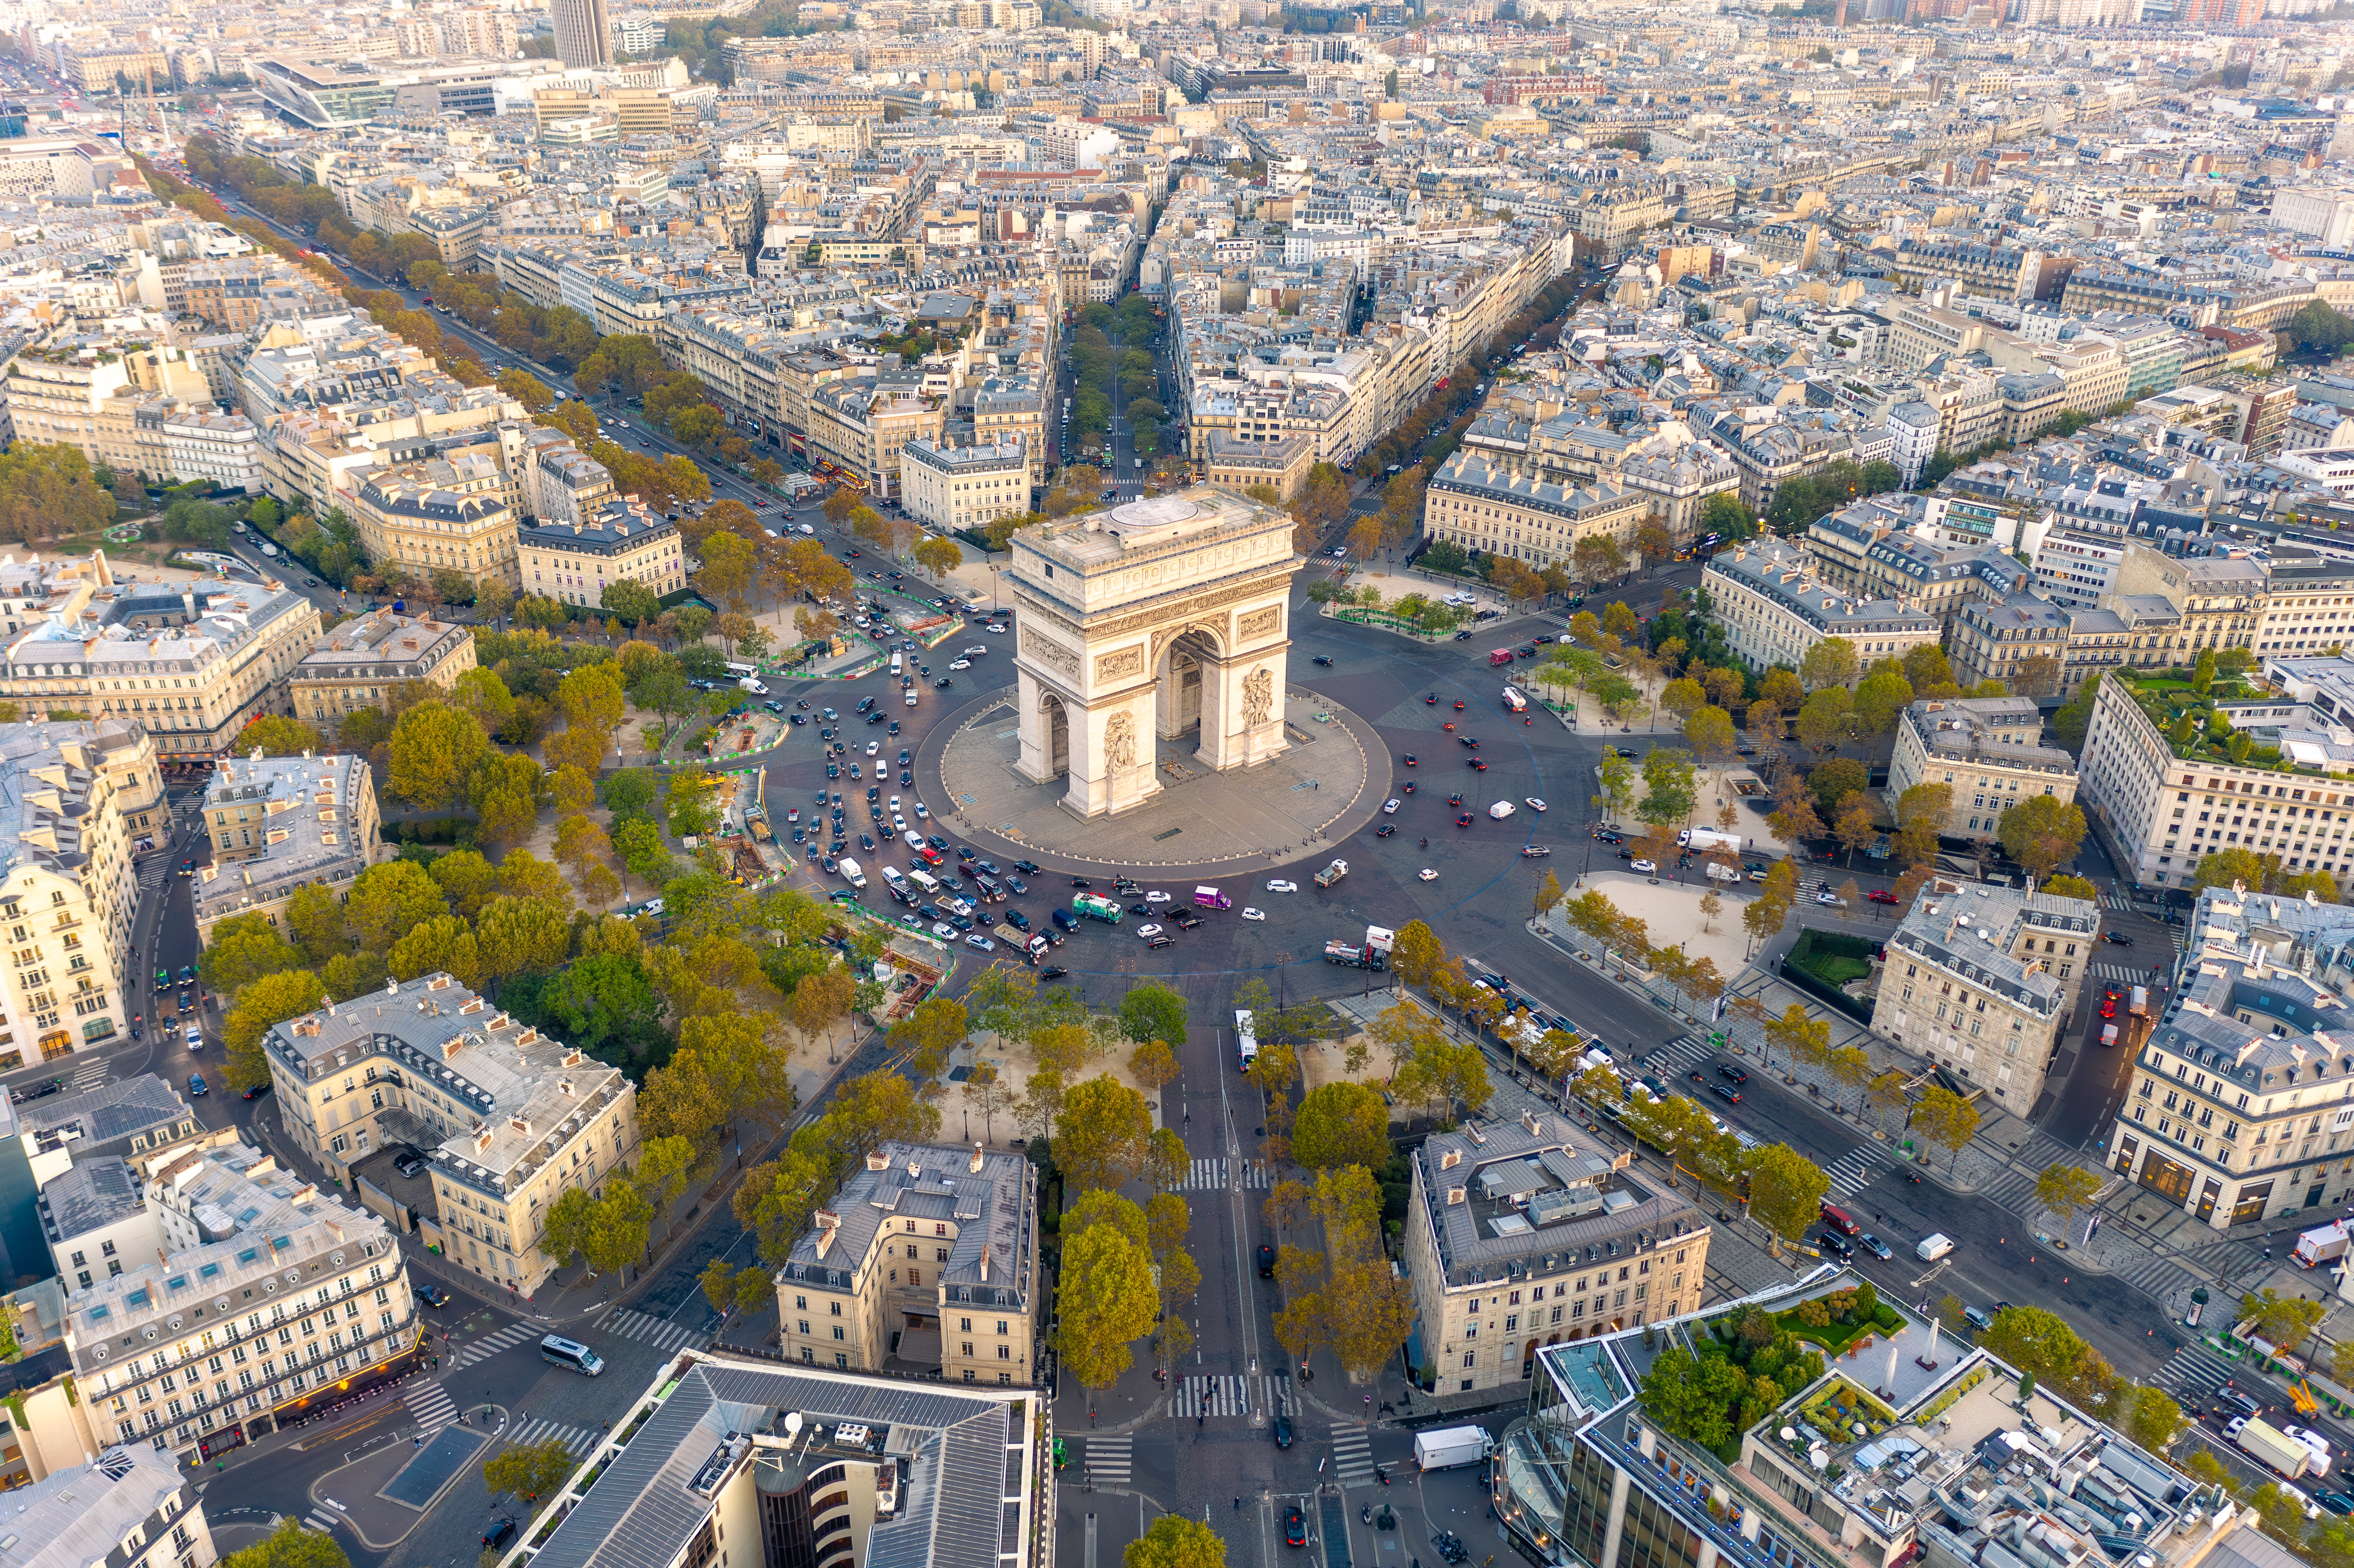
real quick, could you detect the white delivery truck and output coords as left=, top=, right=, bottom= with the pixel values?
left=1916, top=1234, right=1955, bottom=1262
left=1414, top=1426, right=1496, bottom=1472
left=838, top=857, right=867, bottom=890
left=1678, top=828, right=1742, bottom=854
left=907, top=868, right=941, bottom=896
left=2240, top=1419, right=2318, bottom=1481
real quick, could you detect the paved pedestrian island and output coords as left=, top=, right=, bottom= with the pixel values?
left=933, top=691, right=1383, bottom=871
left=379, top=1425, right=488, bottom=1511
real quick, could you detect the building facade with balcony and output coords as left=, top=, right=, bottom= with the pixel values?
left=61, top=1139, right=417, bottom=1461
left=0, top=720, right=162, bottom=1070
left=260, top=972, right=639, bottom=1295
left=190, top=753, right=384, bottom=943
left=517, top=497, right=685, bottom=611
left=287, top=611, right=477, bottom=730
left=775, top=1141, right=1038, bottom=1388
left=1886, top=698, right=2079, bottom=840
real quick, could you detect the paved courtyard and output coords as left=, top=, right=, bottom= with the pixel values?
left=931, top=689, right=1383, bottom=870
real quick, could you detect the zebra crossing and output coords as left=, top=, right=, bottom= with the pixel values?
left=601, top=1307, right=709, bottom=1352
left=2150, top=1343, right=2240, bottom=1406
left=1178, top=1158, right=1270, bottom=1192
left=67, top=1057, right=107, bottom=1094
left=1330, top=1425, right=1376, bottom=1487
left=508, top=1416, right=602, bottom=1456
left=1822, top=1146, right=1890, bottom=1198
left=448, top=1322, right=539, bottom=1369
left=2117, top=1252, right=2200, bottom=1304
left=300, top=1503, right=346, bottom=1535
left=1977, top=1168, right=2036, bottom=1214
left=406, top=1379, right=458, bottom=1437
left=1170, top=1374, right=1294, bottom=1420
left=2089, top=963, right=2145, bottom=984
left=1084, top=1436, right=1131, bottom=1486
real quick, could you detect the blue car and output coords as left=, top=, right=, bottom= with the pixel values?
left=187, top=1073, right=208, bottom=1097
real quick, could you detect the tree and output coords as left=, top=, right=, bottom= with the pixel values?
left=1799, top=637, right=1859, bottom=691
left=238, top=715, right=326, bottom=756
left=201, top=912, right=303, bottom=994
left=1055, top=1220, right=1158, bottom=1389
left=1913, top=1085, right=1981, bottom=1171
left=388, top=914, right=485, bottom=991
left=348, top=860, right=450, bottom=951
left=1980, top=1305, right=2115, bottom=1406
left=602, top=578, right=661, bottom=628
left=1120, top=983, right=1187, bottom=1047
left=1292, top=1082, right=1389, bottom=1170
left=1056, top=1076, right=1153, bottom=1190
left=2034, top=1166, right=2103, bottom=1228
left=483, top=1436, right=578, bottom=1507
left=1124, top=1514, right=1227, bottom=1568
left=221, top=1519, right=351, bottom=1568
left=1127, top=1037, right=1179, bottom=1092
left=1747, top=1144, right=1830, bottom=1255
left=1852, top=670, right=1913, bottom=737
left=1998, top=795, right=2088, bottom=880
left=1762, top=1003, right=1829, bottom=1072
left=222, top=969, right=327, bottom=1092
left=2113, top=1384, right=2184, bottom=1453
left=1271, top=1167, right=1415, bottom=1384
left=386, top=700, right=492, bottom=809
left=2239, top=1288, right=2331, bottom=1350
left=1795, top=687, right=1854, bottom=753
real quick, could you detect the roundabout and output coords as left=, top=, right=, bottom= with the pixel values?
left=921, top=684, right=1391, bottom=874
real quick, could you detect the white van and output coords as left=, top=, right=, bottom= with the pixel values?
left=1915, top=1233, right=1955, bottom=1262
left=881, top=866, right=907, bottom=892
left=891, top=652, right=903, bottom=675
left=739, top=676, right=768, bottom=695
left=907, top=868, right=941, bottom=896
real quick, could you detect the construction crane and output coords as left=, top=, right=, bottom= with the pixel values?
left=2292, top=1377, right=2322, bottom=1419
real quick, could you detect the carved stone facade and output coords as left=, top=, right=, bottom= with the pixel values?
left=1007, top=490, right=1299, bottom=818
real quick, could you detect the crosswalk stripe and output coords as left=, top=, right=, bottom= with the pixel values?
left=1168, top=1373, right=1294, bottom=1419
left=1178, top=1158, right=1270, bottom=1192
left=509, top=1418, right=598, bottom=1454
left=2151, top=1344, right=2239, bottom=1403
left=1084, top=1437, right=1132, bottom=1485
left=1330, top=1425, right=1375, bottom=1486
left=406, top=1381, right=457, bottom=1434
left=303, top=1511, right=339, bottom=1533
left=604, top=1307, right=709, bottom=1351
left=451, top=1324, right=537, bottom=1367
left=1822, top=1146, right=1887, bottom=1198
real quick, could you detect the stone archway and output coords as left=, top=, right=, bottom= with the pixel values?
left=1007, top=489, right=1298, bottom=820
left=1037, top=691, right=1071, bottom=778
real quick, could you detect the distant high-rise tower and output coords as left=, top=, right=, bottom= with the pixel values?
left=552, top=0, right=613, bottom=68
left=1834, top=0, right=1847, bottom=25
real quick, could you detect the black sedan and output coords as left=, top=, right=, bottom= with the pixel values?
left=1711, top=1083, right=1742, bottom=1105
left=1467, top=758, right=1488, bottom=772
left=1376, top=824, right=1396, bottom=837
left=1311, top=654, right=1333, bottom=666
left=1040, top=966, right=1069, bottom=980
left=1456, top=813, right=1473, bottom=828
left=1284, top=1507, right=1308, bottom=1549
left=1014, top=860, right=1043, bottom=874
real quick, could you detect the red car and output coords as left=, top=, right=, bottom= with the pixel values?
left=2099, top=988, right=2120, bottom=1019
left=1867, top=889, right=1898, bottom=904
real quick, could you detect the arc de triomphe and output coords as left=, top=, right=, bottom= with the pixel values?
left=1007, top=489, right=1300, bottom=819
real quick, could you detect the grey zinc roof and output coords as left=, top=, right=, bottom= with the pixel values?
left=38, top=1156, right=143, bottom=1244
left=18, top=1073, right=192, bottom=1153
left=0, top=1445, right=193, bottom=1568
left=523, top=1358, right=1021, bottom=1568
left=781, top=1142, right=1035, bottom=1311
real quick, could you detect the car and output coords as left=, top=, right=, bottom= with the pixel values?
left=962, top=645, right=988, bottom=657
left=1145, top=890, right=1172, bottom=904
left=2317, top=1493, right=2354, bottom=1518
left=1456, top=812, right=1473, bottom=827
left=2100, top=988, right=2120, bottom=1019
left=2214, top=1391, right=2262, bottom=1422
left=242, top=1082, right=272, bottom=1101
left=1858, top=1233, right=1895, bottom=1260
left=1039, top=965, right=1070, bottom=981
left=1127, top=902, right=1153, bottom=916
left=1818, top=1230, right=1854, bottom=1257
left=1525, top=798, right=1546, bottom=812
left=1376, top=823, right=1397, bottom=837
left=1711, top=1082, right=1742, bottom=1104
left=1419, top=868, right=1439, bottom=881
left=1146, top=933, right=1176, bottom=949
left=483, top=1519, right=518, bottom=1551
left=178, top=858, right=194, bottom=876
left=1016, top=860, right=1043, bottom=874
left=1274, top=1414, right=1294, bottom=1447
left=1137, top=923, right=1165, bottom=938
left=1594, top=831, right=1623, bottom=845
left=1460, top=736, right=1479, bottom=749
left=1239, top=906, right=1268, bottom=921
left=1283, top=1507, right=1308, bottom=1549
left=1383, top=799, right=1401, bottom=815
left=1267, top=879, right=1298, bottom=892
left=966, top=933, right=996, bottom=952
left=865, top=740, right=881, bottom=757
left=1631, top=858, right=1657, bottom=873
left=1716, top=1064, right=1748, bottom=1085
left=931, top=921, right=956, bottom=939
left=935, top=677, right=953, bottom=688
left=1257, top=1242, right=1276, bottom=1276
left=394, top=1151, right=428, bottom=1178
left=1402, top=753, right=1417, bottom=765
left=1816, top=892, right=1846, bottom=906
left=2105, top=932, right=2135, bottom=946
left=187, top=1073, right=209, bottom=1097
left=827, top=762, right=839, bottom=778
left=1311, top=654, right=1333, bottom=666
left=950, top=659, right=972, bottom=670
left=1467, top=757, right=1488, bottom=771
left=417, top=1283, right=452, bottom=1307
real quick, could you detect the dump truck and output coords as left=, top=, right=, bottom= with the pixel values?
left=2239, top=1419, right=2318, bottom=1481
left=1314, top=859, right=1349, bottom=888
left=1074, top=893, right=1122, bottom=924
left=746, top=808, right=773, bottom=844
left=2295, top=1219, right=2354, bottom=1269
left=1414, top=1426, right=1496, bottom=1472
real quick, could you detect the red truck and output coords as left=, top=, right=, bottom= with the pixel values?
left=1488, top=649, right=1513, bottom=666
